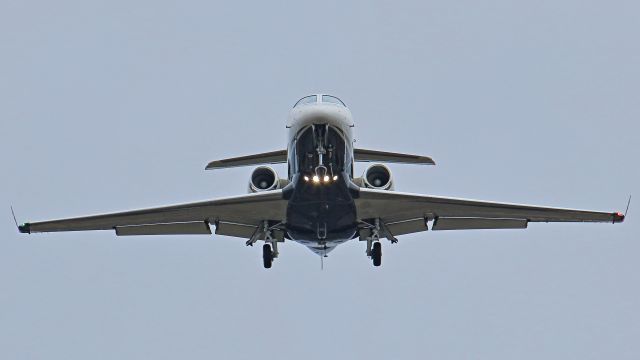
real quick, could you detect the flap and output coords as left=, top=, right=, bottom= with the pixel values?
left=115, top=221, right=212, bottom=236
left=387, top=218, right=429, bottom=235
left=215, top=221, right=257, bottom=239
left=215, top=221, right=285, bottom=240
left=359, top=218, right=428, bottom=240
left=432, top=218, right=528, bottom=231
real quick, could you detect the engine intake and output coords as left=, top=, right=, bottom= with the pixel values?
left=249, top=166, right=281, bottom=193
left=363, top=164, right=394, bottom=190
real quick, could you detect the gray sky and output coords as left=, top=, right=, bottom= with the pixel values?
left=1, top=0, right=638, bottom=359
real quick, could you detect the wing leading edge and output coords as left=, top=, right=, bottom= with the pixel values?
left=18, top=190, right=287, bottom=236
left=355, top=188, right=624, bottom=233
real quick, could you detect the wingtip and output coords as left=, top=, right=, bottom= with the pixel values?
left=613, top=212, right=625, bottom=224
left=204, top=162, right=218, bottom=170
left=423, top=156, right=436, bottom=165
left=18, top=223, right=31, bottom=234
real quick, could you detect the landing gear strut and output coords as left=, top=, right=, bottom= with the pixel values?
left=247, top=220, right=281, bottom=269
left=363, top=218, right=396, bottom=267
left=365, top=220, right=383, bottom=267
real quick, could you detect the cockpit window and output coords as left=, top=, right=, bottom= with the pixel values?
left=321, top=95, right=345, bottom=106
left=293, top=95, right=317, bottom=108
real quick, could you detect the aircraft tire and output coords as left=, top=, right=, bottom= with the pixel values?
left=263, top=243, right=273, bottom=268
left=372, top=242, right=382, bottom=267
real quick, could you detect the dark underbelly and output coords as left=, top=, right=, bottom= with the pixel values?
left=285, top=177, right=357, bottom=242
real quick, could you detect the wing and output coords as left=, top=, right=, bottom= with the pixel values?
left=205, top=150, right=287, bottom=170
left=353, top=148, right=435, bottom=165
left=355, top=188, right=625, bottom=235
left=18, top=190, right=287, bottom=238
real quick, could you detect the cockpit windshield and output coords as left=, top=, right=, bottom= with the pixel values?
left=293, top=94, right=347, bottom=108
left=293, top=95, right=317, bottom=108
left=321, top=95, right=346, bottom=106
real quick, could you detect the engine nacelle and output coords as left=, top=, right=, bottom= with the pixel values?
left=362, top=164, right=394, bottom=190
left=248, top=166, right=283, bottom=193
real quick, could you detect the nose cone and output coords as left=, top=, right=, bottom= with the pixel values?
left=287, top=103, right=354, bottom=131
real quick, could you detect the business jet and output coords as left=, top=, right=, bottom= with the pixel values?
left=16, top=94, right=626, bottom=268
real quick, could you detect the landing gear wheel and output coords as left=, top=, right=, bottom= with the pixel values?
left=263, top=243, right=274, bottom=269
left=371, top=241, right=382, bottom=267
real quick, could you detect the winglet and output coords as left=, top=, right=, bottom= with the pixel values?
left=11, top=206, right=31, bottom=233
left=613, top=195, right=632, bottom=224
left=10, top=206, right=18, bottom=228
left=625, top=195, right=631, bottom=217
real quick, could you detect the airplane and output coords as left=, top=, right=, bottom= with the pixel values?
left=16, top=94, right=626, bottom=268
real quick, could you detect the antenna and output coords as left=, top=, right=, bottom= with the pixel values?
left=320, top=245, right=329, bottom=270
left=10, top=206, right=19, bottom=229
left=625, top=195, right=632, bottom=217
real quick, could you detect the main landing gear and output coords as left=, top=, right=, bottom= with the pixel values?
left=247, top=220, right=281, bottom=269
left=363, top=218, right=397, bottom=267
left=259, top=238, right=279, bottom=269
left=366, top=237, right=383, bottom=267
left=263, top=243, right=274, bottom=268
left=371, top=241, right=382, bottom=267
left=364, top=225, right=383, bottom=267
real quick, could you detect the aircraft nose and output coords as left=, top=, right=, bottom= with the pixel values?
left=288, top=104, right=353, bottom=129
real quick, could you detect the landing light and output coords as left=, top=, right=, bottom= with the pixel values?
left=307, top=174, right=337, bottom=184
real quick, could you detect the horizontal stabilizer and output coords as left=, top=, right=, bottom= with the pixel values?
left=205, top=150, right=287, bottom=170
left=205, top=148, right=434, bottom=169
left=354, top=148, right=435, bottom=165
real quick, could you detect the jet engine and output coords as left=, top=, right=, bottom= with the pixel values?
left=249, top=166, right=282, bottom=193
left=362, top=164, right=394, bottom=190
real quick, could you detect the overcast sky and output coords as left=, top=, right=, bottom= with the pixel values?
left=1, top=0, right=638, bottom=359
